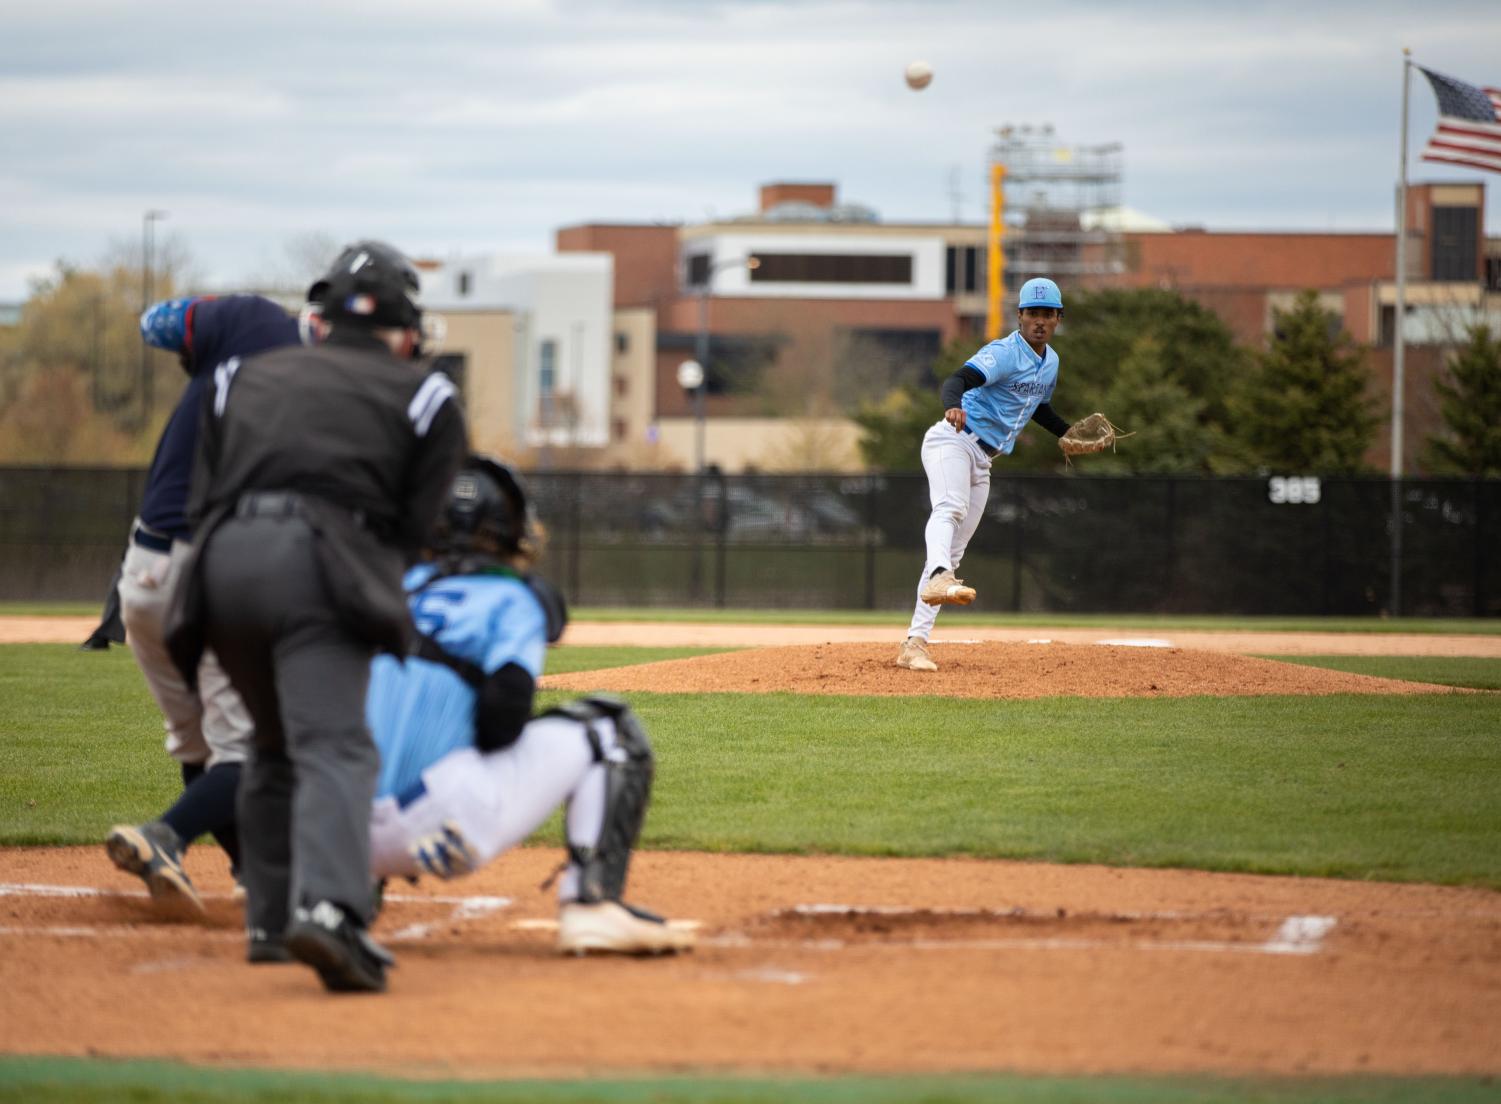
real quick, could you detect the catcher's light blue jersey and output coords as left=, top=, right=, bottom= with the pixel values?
left=367, top=563, right=547, bottom=801
left=960, top=330, right=1059, bottom=455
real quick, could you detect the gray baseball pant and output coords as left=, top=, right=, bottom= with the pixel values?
left=201, top=511, right=379, bottom=936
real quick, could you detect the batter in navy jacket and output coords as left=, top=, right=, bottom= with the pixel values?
left=105, top=295, right=300, bottom=913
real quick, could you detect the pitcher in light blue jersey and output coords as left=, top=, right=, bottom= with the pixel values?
left=365, top=455, right=694, bottom=956
left=895, top=277, right=1078, bottom=673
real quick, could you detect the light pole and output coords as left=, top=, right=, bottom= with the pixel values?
left=675, top=358, right=706, bottom=472
left=676, top=254, right=757, bottom=605
left=140, top=209, right=167, bottom=428
left=677, top=254, right=759, bottom=473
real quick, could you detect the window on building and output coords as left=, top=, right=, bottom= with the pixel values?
left=613, top=374, right=628, bottom=399
left=612, top=417, right=627, bottom=441
left=615, top=331, right=629, bottom=354
left=686, top=253, right=710, bottom=288
left=457, top=272, right=472, bottom=296
left=1431, top=205, right=1479, bottom=281
left=1487, top=254, right=1501, bottom=293
left=749, top=253, right=913, bottom=285
left=944, top=247, right=985, bottom=294
left=430, top=353, right=467, bottom=400
left=539, top=339, right=556, bottom=395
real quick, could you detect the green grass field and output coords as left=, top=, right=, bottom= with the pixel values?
left=2, top=1056, right=1498, bottom=1104
left=5, top=644, right=1498, bottom=881
left=2, top=638, right=1499, bottom=1100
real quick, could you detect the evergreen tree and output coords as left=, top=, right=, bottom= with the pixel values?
left=1008, top=286, right=1246, bottom=472
left=1086, top=334, right=1216, bottom=474
left=1052, top=287, right=1244, bottom=423
left=1228, top=290, right=1379, bottom=473
left=1423, top=324, right=1501, bottom=476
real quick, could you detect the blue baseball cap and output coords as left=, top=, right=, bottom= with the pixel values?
left=1018, top=277, right=1063, bottom=310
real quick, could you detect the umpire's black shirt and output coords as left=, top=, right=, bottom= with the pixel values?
left=189, top=329, right=466, bottom=554
left=169, top=328, right=467, bottom=675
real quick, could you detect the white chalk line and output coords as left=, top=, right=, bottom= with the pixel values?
left=0, top=882, right=510, bottom=946
left=386, top=896, right=511, bottom=942
left=0, top=885, right=1336, bottom=956
left=512, top=917, right=703, bottom=934
left=759, top=904, right=1338, bottom=957
left=0, top=883, right=501, bottom=907
left=936, top=638, right=1177, bottom=649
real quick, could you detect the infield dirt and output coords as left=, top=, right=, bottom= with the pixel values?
left=3, top=845, right=1500, bottom=1078
left=542, top=641, right=1469, bottom=699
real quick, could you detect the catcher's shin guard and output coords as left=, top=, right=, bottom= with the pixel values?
left=548, top=696, right=654, bottom=904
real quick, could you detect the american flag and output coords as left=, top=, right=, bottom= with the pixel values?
left=1418, top=67, right=1501, bottom=175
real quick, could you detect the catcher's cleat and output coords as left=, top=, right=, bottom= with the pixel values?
left=285, top=900, right=393, bottom=993
left=896, top=636, right=938, bottom=672
left=558, top=900, right=696, bottom=956
left=105, top=821, right=205, bottom=914
left=919, top=568, right=976, bottom=606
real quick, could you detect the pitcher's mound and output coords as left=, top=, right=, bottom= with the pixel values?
left=542, top=642, right=1465, bottom=700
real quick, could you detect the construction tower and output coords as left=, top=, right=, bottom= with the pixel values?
left=986, top=125, right=1126, bottom=338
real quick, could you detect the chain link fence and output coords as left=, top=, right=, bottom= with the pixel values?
left=2, top=466, right=1496, bottom=616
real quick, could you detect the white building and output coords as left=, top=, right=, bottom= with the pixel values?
left=420, top=252, right=615, bottom=451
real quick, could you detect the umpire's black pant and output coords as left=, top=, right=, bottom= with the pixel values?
left=201, top=504, right=379, bottom=937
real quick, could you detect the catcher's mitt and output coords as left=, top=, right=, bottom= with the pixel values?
left=1058, top=412, right=1133, bottom=460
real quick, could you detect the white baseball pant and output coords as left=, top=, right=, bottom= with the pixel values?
left=906, top=420, right=992, bottom=641
left=117, top=522, right=253, bottom=768
left=369, top=712, right=624, bottom=902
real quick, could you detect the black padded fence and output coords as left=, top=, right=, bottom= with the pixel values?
left=1, top=466, right=1496, bottom=617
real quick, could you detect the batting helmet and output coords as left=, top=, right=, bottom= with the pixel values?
left=1017, top=277, right=1063, bottom=311
left=307, top=240, right=423, bottom=329
left=432, top=454, right=534, bottom=560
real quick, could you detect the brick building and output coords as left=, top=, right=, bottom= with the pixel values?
left=557, top=178, right=1497, bottom=474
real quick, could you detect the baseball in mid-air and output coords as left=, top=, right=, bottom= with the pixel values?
left=905, top=60, right=933, bottom=90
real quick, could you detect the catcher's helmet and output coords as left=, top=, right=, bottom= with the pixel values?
left=307, top=240, right=423, bottom=329
left=432, top=454, right=533, bottom=559
left=1017, top=277, right=1063, bottom=311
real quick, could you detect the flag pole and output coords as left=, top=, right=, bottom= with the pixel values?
left=1389, top=48, right=1411, bottom=618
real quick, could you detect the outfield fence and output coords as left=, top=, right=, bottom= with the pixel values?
left=1, top=466, right=1496, bottom=617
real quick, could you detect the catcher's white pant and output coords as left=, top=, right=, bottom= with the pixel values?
left=907, top=420, right=992, bottom=641
left=369, top=712, right=623, bottom=902
left=117, top=524, right=252, bottom=768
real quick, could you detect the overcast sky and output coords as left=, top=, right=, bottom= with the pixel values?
left=4, top=0, right=1500, bottom=301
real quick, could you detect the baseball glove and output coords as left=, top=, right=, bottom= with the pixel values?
left=1059, top=412, right=1132, bottom=459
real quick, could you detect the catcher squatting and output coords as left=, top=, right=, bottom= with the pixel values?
left=897, top=276, right=1123, bottom=674
left=107, top=247, right=693, bottom=995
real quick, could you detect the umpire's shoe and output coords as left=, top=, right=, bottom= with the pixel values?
left=558, top=900, right=696, bottom=956
left=919, top=567, right=976, bottom=606
left=105, top=821, right=205, bottom=914
left=284, top=900, right=393, bottom=993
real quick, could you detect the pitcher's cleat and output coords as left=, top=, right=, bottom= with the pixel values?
left=919, top=568, right=976, bottom=606
left=895, top=636, right=938, bottom=672
left=105, top=821, right=205, bottom=913
left=558, top=900, right=697, bottom=956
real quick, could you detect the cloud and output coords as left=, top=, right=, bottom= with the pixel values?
left=1, top=0, right=1499, bottom=298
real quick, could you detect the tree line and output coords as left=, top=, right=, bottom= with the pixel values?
left=2, top=261, right=1497, bottom=475
left=0, top=238, right=333, bottom=465
left=854, top=287, right=1501, bottom=478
